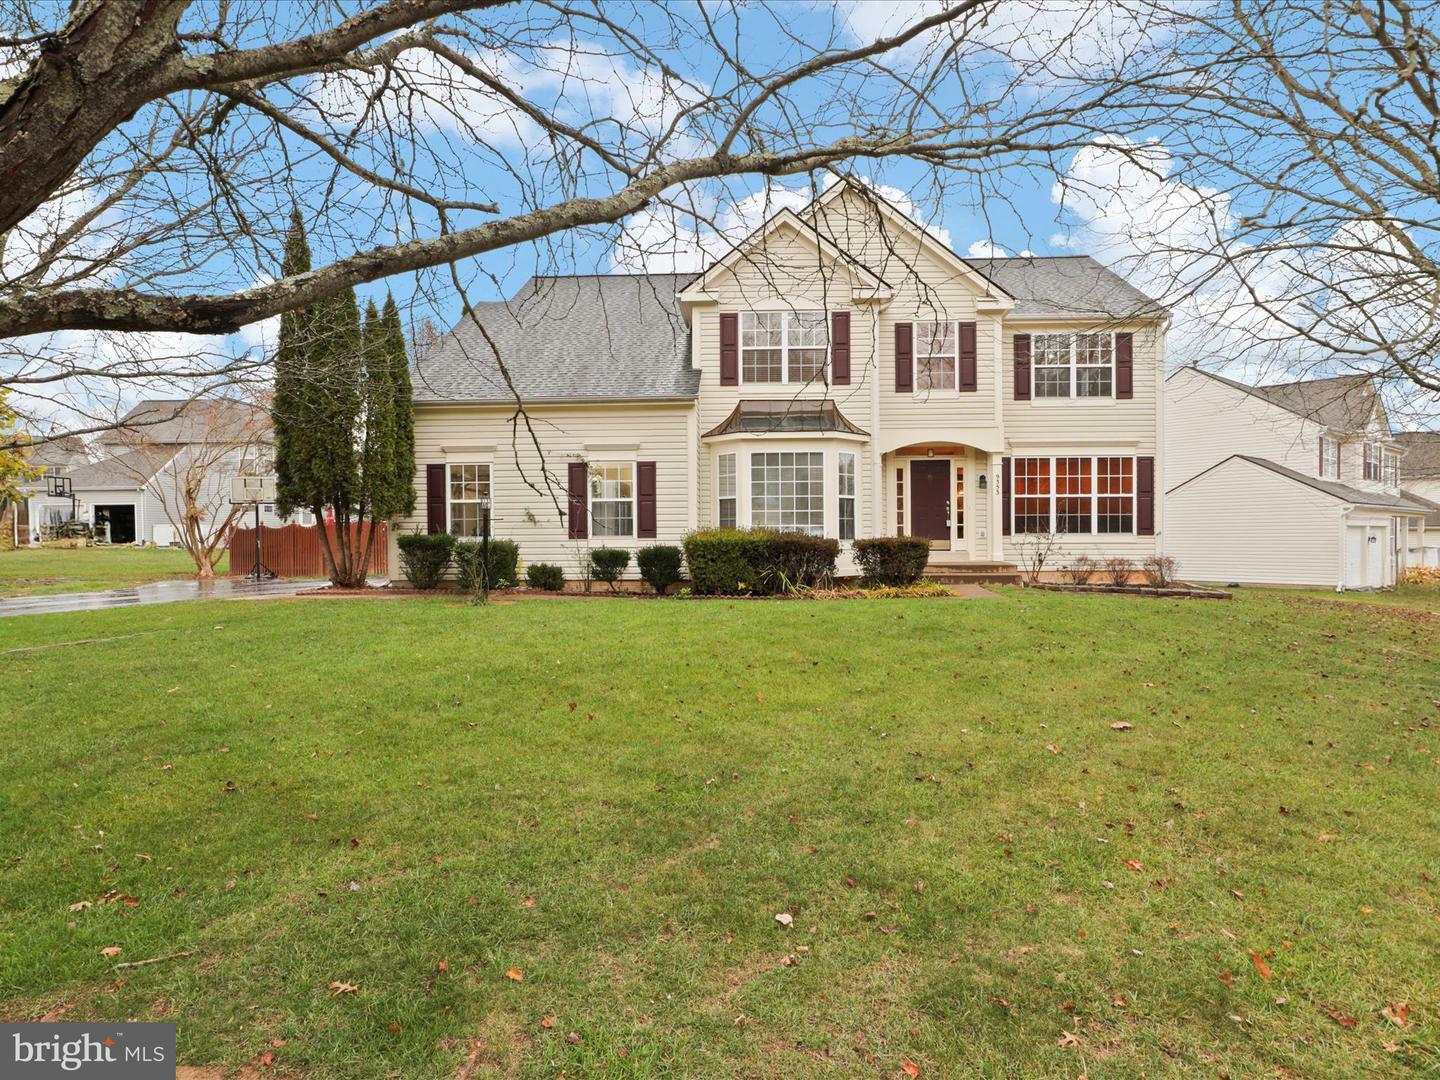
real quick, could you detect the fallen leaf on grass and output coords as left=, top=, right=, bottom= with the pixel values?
left=258, top=1050, right=276, bottom=1066
left=1109, top=722, right=1134, bottom=731
left=100, top=946, right=122, bottom=957
left=1249, top=952, right=1273, bottom=981
left=505, top=967, right=524, bottom=982
left=1058, top=1031, right=1081, bottom=1048
left=774, top=913, right=794, bottom=928
left=1044, top=744, right=1062, bottom=755
left=1382, top=1003, right=1410, bottom=1028
left=387, top=1023, right=401, bottom=1035
left=541, top=1015, right=556, bottom=1029
left=1125, top=860, right=1144, bottom=872
left=1326, top=1007, right=1357, bottom=1028
left=328, top=981, right=358, bottom=996
left=1218, top=971, right=1236, bottom=987
left=68, top=900, right=92, bottom=912
left=902, top=1059, right=922, bottom=1078
left=437, top=958, right=448, bottom=973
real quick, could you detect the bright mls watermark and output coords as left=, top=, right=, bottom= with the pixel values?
left=2, top=1023, right=175, bottom=1078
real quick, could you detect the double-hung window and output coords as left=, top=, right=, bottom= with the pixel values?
left=751, top=451, right=824, bottom=535
left=1012, top=456, right=1135, bottom=534
left=1362, top=442, right=1382, bottom=482
left=741, top=311, right=827, bottom=384
left=1032, top=333, right=1114, bottom=398
left=589, top=463, right=635, bottom=538
left=916, top=321, right=956, bottom=391
left=717, top=453, right=737, bottom=528
left=1383, top=452, right=1399, bottom=488
left=837, top=452, right=856, bottom=541
left=448, top=463, right=491, bottom=537
left=1320, top=435, right=1340, bottom=480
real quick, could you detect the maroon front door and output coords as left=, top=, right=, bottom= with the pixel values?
left=910, top=461, right=951, bottom=543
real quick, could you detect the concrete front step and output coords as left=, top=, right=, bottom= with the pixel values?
left=924, top=561, right=1022, bottom=585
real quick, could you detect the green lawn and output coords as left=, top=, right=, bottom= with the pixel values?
left=0, top=545, right=226, bottom=597
left=1, top=590, right=1436, bottom=1077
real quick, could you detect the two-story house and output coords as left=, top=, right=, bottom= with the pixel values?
left=1395, top=430, right=1440, bottom=566
left=396, top=181, right=1167, bottom=580
left=1165, top=368, right=1431, bottom=588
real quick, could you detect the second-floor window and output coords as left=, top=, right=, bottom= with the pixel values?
left=1033, top=332, right=1113, bottom=399
left=741, top=311, right=827, bottom=384
left=1383, top=452, right=1399, bottom=488
left=1362, top=442, right=1381, bottom=482
left=916, top=321, right=957, bottom=391
left=1320, top=435, right=1339, bottom=479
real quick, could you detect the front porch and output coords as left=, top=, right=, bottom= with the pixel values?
left=884, top=440, right=1006, bottom=562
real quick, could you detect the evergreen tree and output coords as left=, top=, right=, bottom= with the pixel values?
left=272, top=208, right=312, bottom=520
left=382, top=293, right=416, bottom=518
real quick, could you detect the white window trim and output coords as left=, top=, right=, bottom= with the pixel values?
left=838, top=451, right=857, bottom=541
left=914, top=319, right=958, bottom=397
left=1320, top=435, right=1340, bottom=480
left=1031, top=331, right=1116, bottom=401
left=1382, top=451, right=1400, bottom=488
left=1010, top=455, right=1137, bottom=536
left=589, top=459, right=637, bottom=541
left=717, top=452, right=737, bottom=529
left=446, top=461, right=493, bottom=539
left=740, top=310, right=829, bottom=386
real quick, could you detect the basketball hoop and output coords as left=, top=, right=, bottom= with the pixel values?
left=231, top=476, right=278, bottom=582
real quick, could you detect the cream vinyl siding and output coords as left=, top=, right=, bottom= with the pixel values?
left=1165, top=368, right=1330, bottom=485
left=1166, top=457, right=1343, bottom=586
left=395, top=401, right=694, bottom=580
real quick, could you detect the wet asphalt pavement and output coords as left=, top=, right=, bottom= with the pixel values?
left=0, top=576, right=332, bottom=618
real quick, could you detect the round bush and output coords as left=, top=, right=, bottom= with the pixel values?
left=637, top=544, right=683, bottom=594
left=851, top=536, right=930, bottom=586
left=588, top=546, right=631, bottom=590
left=397, top=532, right=455, bottom=590
left=526, top=562, right=567, bottom=591
left=453, top=539, right=519, bottom=591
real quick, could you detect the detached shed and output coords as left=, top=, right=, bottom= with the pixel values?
left=1166, top=455, right=1429, bottom=589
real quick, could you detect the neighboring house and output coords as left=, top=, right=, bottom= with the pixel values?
left=395, top=181, right=1168, bottom=581
left=7, top=435, right=89, bottom=548
left=1165, top=368, right=1430, bottom=587
left=1395, top=431, right=1440, bottom=566
left=22, top=397, right=293, bottom=546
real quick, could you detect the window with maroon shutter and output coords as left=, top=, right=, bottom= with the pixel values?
left=1116, top=332, right=1134, bottom=399
left=894, top=322, right=913, bottom=393
left=567, top=461, right=588, bottom=539
left=1001, top=457, right=1012, bottom=535
left=831, top=311, right=851, bottom=385
left=637, top=461, right=657, bottom=538
left=425, top=463, right=446, bottom=534
left=1013, top=334, right=1031, bottom=401
left=719, top=313, right=739, bottom=386
left=1137, top=456, right=1155, bottom=536
left=959, top=321, right=977, bottom=392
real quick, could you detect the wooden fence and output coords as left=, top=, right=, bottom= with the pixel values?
left=227, top=522, right=388, bottom=578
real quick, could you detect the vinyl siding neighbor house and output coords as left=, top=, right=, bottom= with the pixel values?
left=1395, top=431, right=1440, bottom=566
left=1165, top=368, right=1431, bottom=588
left=397, top=181, right=1168, bottom=582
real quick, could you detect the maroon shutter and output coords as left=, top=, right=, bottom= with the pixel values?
left=1137, top=456, right=1155, bottom=536
left=1001, top=457, right=1012, bottom=536
left=958, top=321, right=977, bottom=392
left=425, top=463, right=446, bottom=534
left=1115, top=332, right=1133, bottom=399
left=831, top=311, right=851, bottom=385
left=719, top=313, right=739, bottom=386
left=1013, top=334, right=1031, bottom=401
left=1318, top=437, right=1325, bottom=476
left=567, top=461, right=588, bottom=539
left=637, top=461, right=657, bottom=539
left=894, top=322, right=913, bottom=393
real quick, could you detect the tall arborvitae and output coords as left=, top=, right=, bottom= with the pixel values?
left=381, top=293, right=416, bottom=518
left=272, top=208, right=312, bottom=520
left=360, top=298, right=395, bottom=519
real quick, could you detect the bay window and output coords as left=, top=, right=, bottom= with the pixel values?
left=717, top=453, right=737, bottom=528
left=589, top=463, right=635, bottom=538
left=916, top=321, right=957, bottom=391
left=448, top=463, right=491, bottom=537
left=741, top=311, right=828, bottom=384
left=1012, top=456, right=1136, bottom=534
left=1032, top=332, right=1114, bottom=398
left=750, top=451, right=825, bottom=535
left=838, top=452, right=856, bottom=541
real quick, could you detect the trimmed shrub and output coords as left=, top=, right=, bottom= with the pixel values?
left=637, top=544, right=684, bottom=594
left=589, top=546, right=631, bottom=591
left=682, top=529, right=839, bottom=595
left=851, top=536, right=930, bottom=586
left=1065, top=554, right=1097, bottom=585
left=397, top=532, right=454, bottom=590
left=453, top=539, right=519, bottom=592
left=526, top=562, right=566, bottom=591
left=1103, top=556, right=1133, bottom=586
left=1142, top=553, right=1179, bottom=588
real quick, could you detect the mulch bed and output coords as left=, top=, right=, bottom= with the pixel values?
left=1032, top=581, right=1231, bottom=600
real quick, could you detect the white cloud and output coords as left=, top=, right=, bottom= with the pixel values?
left=967, top=239, right=1007, bottom=258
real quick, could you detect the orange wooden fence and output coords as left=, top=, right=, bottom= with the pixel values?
left=227, top=522, right=388, bottom=578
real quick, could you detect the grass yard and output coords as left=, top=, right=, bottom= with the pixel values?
left=0, top=545, right=225, bottom=597
left=1, top=589, right=1437, bottom=1078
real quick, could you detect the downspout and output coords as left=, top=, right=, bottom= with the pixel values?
left=1337, top=505, right=1352, bottom=592
left=869, top=303, right=882, bottom=538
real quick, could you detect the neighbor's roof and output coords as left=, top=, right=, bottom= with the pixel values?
left=102, top=397, right=270, bottom=445
left=24, top=434, right=88, bottom=470
left=968, top=255, right=1165, bottom=319
left=1175, top=454, right=1431, bottom=513
left=1395, top=431, right=1440, bottom=479
left=61, top=447, right=182, bottom=490
left=413, top=274, right=699, bottom=404
left=1189, top=368, right=1384, bottom=434
left=1402, top=488, right=1440, bottom=527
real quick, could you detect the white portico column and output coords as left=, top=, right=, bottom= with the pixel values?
left=988, top=451, right=1004, bottom=561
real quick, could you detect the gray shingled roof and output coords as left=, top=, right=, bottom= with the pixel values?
left=102, top=398, right=270, bottom=446
left=413, top=274, right=699, bottom=404
left=1395, top=431, right=1440, bottom=479
left=1248, top=374, right=1381, bottom=433
left=1233, top=455, right=1429, bottom=512
left=64, top=447, right=181, bottom=490
left=969, top=255, right=1164, bottom=318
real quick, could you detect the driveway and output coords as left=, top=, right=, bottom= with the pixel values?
left=0, top=576, right=334, bottom=618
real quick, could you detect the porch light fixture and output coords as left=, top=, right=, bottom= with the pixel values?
left=977, top=473, right=988, bottom=491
